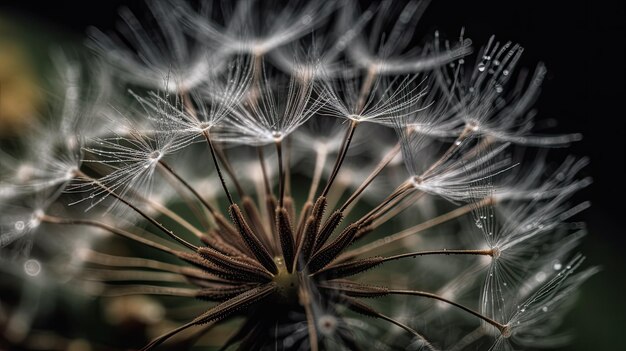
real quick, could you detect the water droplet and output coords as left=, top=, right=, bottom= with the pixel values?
left=14, top=221, right=25, bottom=231
left=495, top=84, right=503, bottom=93
left=454, top=140, right=462, bottom=146
left=301, top=15, right=312, bottom=25
left=24, top=259, right=41, bottom=276
left=541, top=306, right=548, bottom=312
left=503, top=69, right=510, bottom=76
left=493, top=59, right=501, bottom=66
left=553, top=262, right=562, bottom=270
left=503, top=282, right=507, bottom=286
left=477, top=62, right=486, bottom=72
left=475, top=219, right=483, bottom=228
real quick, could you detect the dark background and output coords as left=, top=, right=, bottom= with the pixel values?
left=1, top=0, right=624, bottom=350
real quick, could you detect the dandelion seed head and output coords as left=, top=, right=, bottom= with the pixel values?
left=0, top=1, right=595, bottom=350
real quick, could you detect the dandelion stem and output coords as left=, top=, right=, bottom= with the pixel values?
left=340, top=142, right=401, bottom=212
left=332, top=282, right=506, bottom=334
left=370, top=191, right=424, bottom=229
left=342, top=296, right=434, bottom=349
left=101, top=285, right=198, bottom=297
left=80, top=249, right=216, bottom=278
left=203, top=130, right=235, bottom=206
left=74, top=171, right=198, bottom=251
left=320, top=120, right=358, bottom=198
left=112, top=185, right=206, bottom=238
left=143, top=196, right=206, bottom=239
left=80, top=268, right=187, bottom=284
left=181, top=91, right=244, bottom=200
left=81, top=250, right=235, bottom=285
left=153, top=164, right=210, bottom=228
left=386, top=289, right=507, bottom=333
left=275, top=140, right=285, bottom=208
left=214, top=145, right=247, bottom=199
left=40, top=215, right=181, bottom=255
left=341, top=197, right=494, bottom=260
left=257, top=146, right=273, bottom=196
left=365, top=188, right=423, bottom=227
left=356, top=180, right=414, bottom=226
left=158, top=161, right=219, bottom=216
left=307, top=147, right=328, bottom=203
left=284, top=138, right=293, bottom=197
left=381, top=248, right=494, bottom=263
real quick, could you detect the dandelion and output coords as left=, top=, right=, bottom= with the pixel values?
left=0, top=1, right=594, bottom=350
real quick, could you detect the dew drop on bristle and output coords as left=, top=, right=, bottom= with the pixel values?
left=24, top=259, right=41, bottom=276
left=14, top=221, right=25, bottom=231
left=475, top=219, right=483, bottom=228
